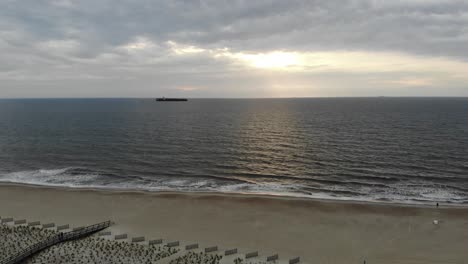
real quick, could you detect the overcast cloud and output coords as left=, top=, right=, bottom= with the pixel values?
left=1, top=0, right=468, bottom=97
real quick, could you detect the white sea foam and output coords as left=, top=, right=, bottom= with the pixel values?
left=0, top=168, right=99, bottom=187
left=0, top=168, right=466, bottom=205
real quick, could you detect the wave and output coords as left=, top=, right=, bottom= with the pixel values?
left=0, top=167, right=466, bottom=205
left=0, top=168, right=100, bottom=186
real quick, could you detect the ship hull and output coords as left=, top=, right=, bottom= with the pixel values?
left=155, top=98, right=188, bottom=102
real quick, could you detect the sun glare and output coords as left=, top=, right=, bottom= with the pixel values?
left=236, top=52, right=300, bottom=69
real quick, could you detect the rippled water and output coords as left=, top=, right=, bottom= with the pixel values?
left=0, top=98, right=467, bottom=204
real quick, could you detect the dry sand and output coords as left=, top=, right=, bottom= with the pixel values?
left=1, top=183, right=467, bottom=264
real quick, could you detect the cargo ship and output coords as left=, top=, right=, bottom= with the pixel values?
left=155, top=97, right=188, bottom=102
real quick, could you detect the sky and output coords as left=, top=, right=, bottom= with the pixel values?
left=1, top=0, right=468, bottom=98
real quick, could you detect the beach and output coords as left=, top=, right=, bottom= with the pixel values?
left=1, top=183, right=467, bottom=264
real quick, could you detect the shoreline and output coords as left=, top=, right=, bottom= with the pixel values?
left=2, top=182, right=468, bottom=263
left=0, top=181, right=466, bottom=209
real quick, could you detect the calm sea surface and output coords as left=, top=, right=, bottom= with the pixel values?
left=0, top=98, right=467, bottom=205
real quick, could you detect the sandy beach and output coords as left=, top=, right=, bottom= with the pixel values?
left=1, top=183, right=467, bottom=264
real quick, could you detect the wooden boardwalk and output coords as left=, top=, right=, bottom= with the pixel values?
left=0, top=220, right=111, bottom=264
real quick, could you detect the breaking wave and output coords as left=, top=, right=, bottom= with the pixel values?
left=1, top=167, right=466, bottom=205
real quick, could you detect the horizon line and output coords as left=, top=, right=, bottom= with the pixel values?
left=1, top=96, right=468, bottom=100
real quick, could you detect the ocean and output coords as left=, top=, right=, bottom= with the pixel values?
left=0, top=98, right=467, bottom=205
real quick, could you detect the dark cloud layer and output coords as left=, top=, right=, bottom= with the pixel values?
left=3, top=0, right=467, bottom=56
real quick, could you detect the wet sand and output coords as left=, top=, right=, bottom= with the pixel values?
left=1, top=183, right=467, bottom=264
